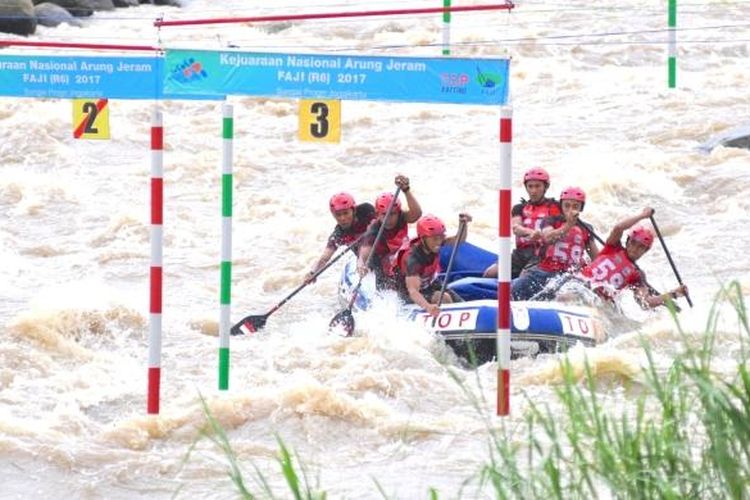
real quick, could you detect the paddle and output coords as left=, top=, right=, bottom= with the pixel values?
left=577, top=219, right=682, bottom=312
left=649, top=214, right=693, bottom=307
left=328, top=187, right=402, bottom=336
left=230, top=232, right=368, bottom=336
left=431, top=218, right=468, bottom=327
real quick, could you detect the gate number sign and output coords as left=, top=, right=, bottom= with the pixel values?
left=298, top=99, right=340, bottom=143
left=73, top=98, right=110, bottom=140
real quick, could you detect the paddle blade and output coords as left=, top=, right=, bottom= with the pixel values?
left=328, top=308, right=355, bottom=337
left=230, top=315, right=268, bottom=336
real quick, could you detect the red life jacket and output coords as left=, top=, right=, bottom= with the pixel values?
left=396, top=238, right=441, bottom=289
left=538, top=219, right=590, bottom=273
left=371, top=213, right=410, bottom=276
left=517, top=199, right=561, bottom=249
left=581, top=243, right=642, bottom=292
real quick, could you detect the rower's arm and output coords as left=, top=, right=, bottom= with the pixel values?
left=310, top=246, right=335, bottom=274
left=445, top=214, right=470, bottom=246
left=403, top=189, right=422, bottom=223
left=405, top=275, right=432, bottom=310
left=357, top=243, right=372, bottom=269
left=606, top=207, right=654, bottom=246
left=542, top=220, right=574, bottom=243
left=512, top=215, right=537, bottom=238
left=635, top=283, right=689, bottom=309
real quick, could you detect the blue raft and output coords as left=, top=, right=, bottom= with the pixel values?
left=339, top=242, right=606, bottom=362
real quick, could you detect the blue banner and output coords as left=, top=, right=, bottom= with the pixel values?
left=164, top=49, right=509, bottom=106
left=0, top=55, right=221, bottom=100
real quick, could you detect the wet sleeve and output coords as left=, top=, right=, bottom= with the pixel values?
left=511, top=203, right=524, bottom=217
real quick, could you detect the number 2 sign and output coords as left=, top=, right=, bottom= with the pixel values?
left=73, top=98, right=110, bottom=140
left=298, top=99, right=341, bottom=143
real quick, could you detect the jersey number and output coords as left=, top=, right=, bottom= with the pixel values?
left=590, top=258, right=624, bottom=288
left=552, top=242, right=583, bottom=264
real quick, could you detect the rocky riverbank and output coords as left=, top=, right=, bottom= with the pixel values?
left=0, top=0, right=181, bottom=35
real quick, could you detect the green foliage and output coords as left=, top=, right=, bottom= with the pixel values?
left=186, top=397, right=325, bottom=499
left=479, top=281, right=750, bottom=499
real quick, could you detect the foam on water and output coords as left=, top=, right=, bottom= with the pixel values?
left=1, top=0, right=750, bottom=497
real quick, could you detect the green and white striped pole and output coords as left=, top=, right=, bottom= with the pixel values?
left=442, top=0, right=451, bottom=56
left=668, top=0, right=676, bottom=88
left=219, top=103, right=233, bottom=390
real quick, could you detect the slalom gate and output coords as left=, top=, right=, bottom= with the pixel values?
left=0, top=2, right=517, bottom=416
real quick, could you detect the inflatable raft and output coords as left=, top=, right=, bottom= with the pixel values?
left=338, top=242, right=606, bottom=362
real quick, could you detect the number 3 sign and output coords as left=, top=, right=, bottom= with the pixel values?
left=73, top=98, right=110, bottom=140
left=298, top=99, right=340, bottom=143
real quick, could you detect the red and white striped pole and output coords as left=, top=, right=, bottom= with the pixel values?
left=148, top=107, right=164, bottom=414
left=497, top=106, right=512, bottom=416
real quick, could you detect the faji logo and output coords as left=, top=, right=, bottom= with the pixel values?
left=169, top=58, right=208, bottom=84
left=440, top=72, right=469, bottom=94
left=475, top=66, right=503, bottom=94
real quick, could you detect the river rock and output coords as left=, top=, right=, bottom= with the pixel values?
left=0, top=0, right=37, bottom=35
left=34, top=2, right=82, bottom=26
left=32, top=0, right=94, bottom=17
left=139, top=0, right=182, bottom=6
left=89, top=0, right=115, bottom=10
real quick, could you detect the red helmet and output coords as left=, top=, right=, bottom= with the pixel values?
left=560, top=186, right=586, bottom=209
left=417, top=214, right=446, bottom=238
left=329, top=192, right=356, bottom=212
left=628, top=226, right=654, bottom=249
left=374, top=192, right=401, bottom=215
left=523, top=167, right=550, bottom=186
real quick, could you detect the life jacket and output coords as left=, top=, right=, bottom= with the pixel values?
left=580, top=243, right=642, bottom=293
left=396, top=238, right=441, bottom=290
left=369, top=213, right=409, bottom=276
left=516, top=198, right=561, bottom=249
left=537, top=217, right=590, bottom=273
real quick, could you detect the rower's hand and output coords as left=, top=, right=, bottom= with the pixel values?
left=356, top=262, right=369, bottom=277
left=425, top=303, right=440, bottom=318
left=565, top=209, right=580, bottom=226
left=303, top=270, right=317, bottom=284
left=395, top=174, right=410, bottom=192
left=529, top=229, right=543, bottom=241
left=458, top=212, right=472, bottom=224
left=640, top=207, right=655, bottom=219
left=673, top=284, right=688, bottom=298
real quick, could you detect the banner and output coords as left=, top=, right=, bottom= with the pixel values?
left=0, top=55, right=221, bottom=100
left=164, top=49, right=509, bottom=106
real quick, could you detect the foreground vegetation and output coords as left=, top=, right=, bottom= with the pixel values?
left=188, top=281, right=750, bottom=499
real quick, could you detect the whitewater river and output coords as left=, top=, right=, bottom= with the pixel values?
left=1, top=0, right=749, bottom=497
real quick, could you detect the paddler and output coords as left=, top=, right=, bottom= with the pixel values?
left=483, top=167, right=562, bottom=279
left=578, top=207, right=688, bottom=308
left=304, top=192, right=375, bottom=284
left=356, top=174, right=422, bottom=290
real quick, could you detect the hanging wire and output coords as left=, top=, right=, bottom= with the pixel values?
left=2, top=0, right=749, bottom=54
